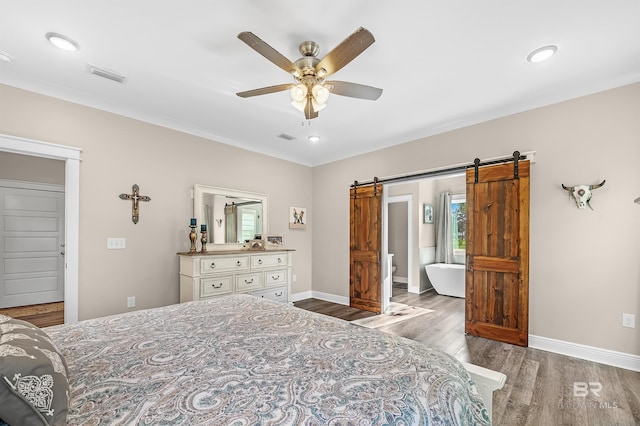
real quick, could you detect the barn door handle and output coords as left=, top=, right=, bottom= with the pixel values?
left=466, top=255, right=473, bottom=272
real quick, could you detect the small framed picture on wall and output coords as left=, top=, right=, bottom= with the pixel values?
left=289, top=206, right=307, bottom=229
left=423, top=203, right=434, bottom=224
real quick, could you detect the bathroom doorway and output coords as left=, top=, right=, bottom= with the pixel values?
left=383, top=173, right=467, bottom=309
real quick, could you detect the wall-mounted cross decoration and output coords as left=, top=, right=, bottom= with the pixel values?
left=119, top=184, right=151, bottom=224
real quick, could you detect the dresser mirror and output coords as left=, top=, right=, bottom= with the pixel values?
left=193, top=184, right=268, bottom=245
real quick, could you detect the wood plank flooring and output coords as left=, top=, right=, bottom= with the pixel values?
left=0, top=301, right=64, bottom=327
left=295, top=285, right=640, bottom=426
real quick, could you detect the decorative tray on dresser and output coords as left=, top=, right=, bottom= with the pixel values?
left=178, top=249, right=294, bottom=304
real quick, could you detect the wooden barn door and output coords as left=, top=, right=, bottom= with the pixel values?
left=350, top=183, right=383, bottom=313
left=465, top=159, right=530, bottom=346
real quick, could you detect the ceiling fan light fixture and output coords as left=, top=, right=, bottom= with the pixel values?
left=311, top=98, right=327, bottom=112
left=312, top=84, right=330, bottom=104
left=527, top=45, right=557, bottom=63
left=290, top=84, right=307, bottom=102
left=46, top=32, right=79, bottom=52
left=291, top=99, right=306, bottom=112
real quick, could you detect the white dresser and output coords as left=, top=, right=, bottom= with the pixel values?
left=179, top=249, right=294, bottom=304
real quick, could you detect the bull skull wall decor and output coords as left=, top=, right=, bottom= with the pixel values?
left=561, top=180, right=606, bottom=210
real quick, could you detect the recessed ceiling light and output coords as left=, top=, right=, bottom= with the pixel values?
left=308, top=135, right=320, bottom=143
left=46, top=32, right=79, bottom=52
left=0, top=51, right=12, bottom=63
left=527, top=45, right=557, bottom=63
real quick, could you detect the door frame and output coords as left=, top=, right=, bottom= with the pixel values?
left=0, top=134, right=81, bottom=323
left=384, top=194, right=415, bottom=306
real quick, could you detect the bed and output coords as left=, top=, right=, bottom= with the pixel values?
left=1, top=294, right=504, bottom=425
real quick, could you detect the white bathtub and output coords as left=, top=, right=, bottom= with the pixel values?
left=425, top=263, right=466, bottom=298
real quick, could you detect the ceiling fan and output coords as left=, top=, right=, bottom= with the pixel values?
left=236, top=27, right=383, bottom=120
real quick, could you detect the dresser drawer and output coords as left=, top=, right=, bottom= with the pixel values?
left=250, top=253, right=287, bottom=269
left=201, top=255, right=249, bottom=274
left=252, top=287, right=288, bottom=303
left=200, top=276, right=233, bottom=297
left=265, top=269, right=287, bottom=286
left=235, top=272, right=262, bottom=291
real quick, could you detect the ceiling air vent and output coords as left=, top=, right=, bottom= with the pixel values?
left=278, top=133, right=296, bottom=141
left=88, top=64, right=126, bottom=83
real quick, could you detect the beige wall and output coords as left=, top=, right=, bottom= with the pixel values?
left=312, top=82, right=640, bottom=355
left=0, top=84, right=313, bottom=320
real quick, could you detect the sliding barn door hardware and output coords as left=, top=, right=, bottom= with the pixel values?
left=352, top=150, right=528, bottom=187
left=373, top=177, right=379, bottom=196
left=473, top=151, right=525, bottom=183
left=353, top=180, right=358, bottom=199
left=473, top=158, right=481, bottom=183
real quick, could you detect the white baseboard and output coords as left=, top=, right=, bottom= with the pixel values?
left=529, top=334, right=640, bottom=372
left=393, top=276, right=408, bottom=284
left=291, top=291, right=312, bottom=302
left=292, top=291, right=349, bottom=306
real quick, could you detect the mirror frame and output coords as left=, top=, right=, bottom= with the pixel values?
left=193, top=184, right=269, bottom=249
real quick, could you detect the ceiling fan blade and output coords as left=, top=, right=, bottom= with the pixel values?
left=236, top=83, right=293, bottom=98
left=326, top=81, right=383, bottom=100
left=316, top=27, right=375, bottom=77
left=304, top=98, right=319, bottom=120
left=238, top=32, right=298, bottom=75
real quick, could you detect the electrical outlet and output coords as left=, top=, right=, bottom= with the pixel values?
left=107, top=238, right=126, bottom=249
left=127, top=296, right=136, bottom=308
left=622, top=313, right=635, bottom=328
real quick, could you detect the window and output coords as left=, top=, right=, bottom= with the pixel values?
left=240, top=210, right=257, bottom=242
left=451, top=194, right=466, bottom=251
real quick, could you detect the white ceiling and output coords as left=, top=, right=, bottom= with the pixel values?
left=2, top=1, right=640, bottom=166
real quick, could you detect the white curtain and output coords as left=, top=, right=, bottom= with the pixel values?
left=435, top=192, right=454, bottom=264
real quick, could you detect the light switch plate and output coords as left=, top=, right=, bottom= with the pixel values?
left=622, top=313, right=635, bottom=328
left=107, top=237, right=126, bottom=249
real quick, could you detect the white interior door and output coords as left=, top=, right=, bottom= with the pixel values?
left=0, top=181, right=65, bottom=308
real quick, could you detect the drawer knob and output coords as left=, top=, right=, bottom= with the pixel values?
left=272, top=275, right=280, bottom=280
left=236, top=261, right=241, bottom=266
left=212, top=282, right=222, bottom=289
left=245, top=278, right=254, bottom=284
left=277, top=258, right=282, bottom=263
left=275, top=292, right=282, bottom=297
left=258, top=259, right=263, bottom=264
left=210, top=262, right=216, bottom=268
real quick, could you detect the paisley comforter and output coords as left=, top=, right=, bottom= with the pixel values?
left=46, top=294, right=490, bottom=425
